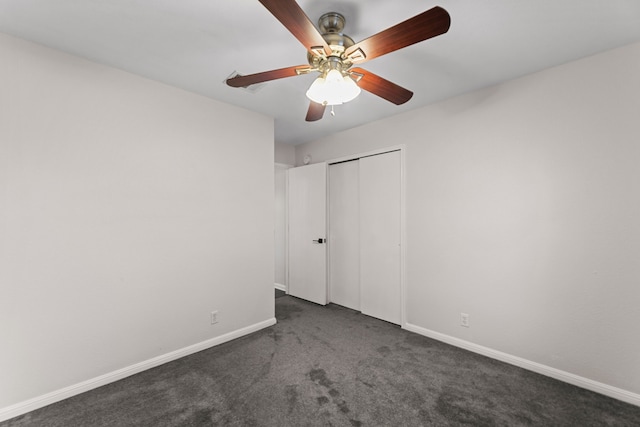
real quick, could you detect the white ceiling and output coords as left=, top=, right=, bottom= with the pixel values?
left=1, top=1, right=640, bottom=145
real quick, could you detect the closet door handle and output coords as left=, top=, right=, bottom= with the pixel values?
left=312, top=238, right=325, bottom=244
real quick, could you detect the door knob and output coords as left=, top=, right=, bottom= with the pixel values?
left=312, top=238, right=325, bottom=244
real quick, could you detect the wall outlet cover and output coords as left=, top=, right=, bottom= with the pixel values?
left=461, top=313, right=470, bottom=327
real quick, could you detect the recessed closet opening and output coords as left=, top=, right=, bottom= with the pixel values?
left=286, top=147, right=405, bottom=326
left=328, top=149, right=402, bottom=324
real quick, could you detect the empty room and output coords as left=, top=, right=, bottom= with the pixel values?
left=1, top=1, right=639, bottom=425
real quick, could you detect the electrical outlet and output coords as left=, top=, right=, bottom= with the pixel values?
left=461, top=313, right=470, bottom=328
left=210, top=311, right=219, bottom=325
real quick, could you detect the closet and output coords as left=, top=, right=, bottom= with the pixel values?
left=328, top=150, right=401, bottom=324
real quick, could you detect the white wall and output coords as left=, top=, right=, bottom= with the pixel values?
left=274, top=164, right=291, bottom=288
left=274, top=143, right=294, bottom=290
left=0, top=33, right=274, bottom=414
left=296, top=41, right=640, bottom=400
left=275, top=142, right=296, bottom=166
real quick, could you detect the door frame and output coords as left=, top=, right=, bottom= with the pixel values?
left=326, top=145, right=407, bottom=327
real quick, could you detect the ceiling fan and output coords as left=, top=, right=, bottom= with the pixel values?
left=226, top=0, right=451, bottom=122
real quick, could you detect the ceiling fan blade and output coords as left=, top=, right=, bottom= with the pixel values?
left=305, top=101, right=326, bottom=122
left=226, top=65, right=311, bottom=88
left=345, top=6, right=450, bottom=64
left=350, top=68, right=413, bottom=105
left=259, top=0, right=331, bottom=56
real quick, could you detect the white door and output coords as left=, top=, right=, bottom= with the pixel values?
left=359, top=151, right=402, bottom=324
left=288, top=162, right=327, bottom=305
left=328, top=160, right=360, bottom=310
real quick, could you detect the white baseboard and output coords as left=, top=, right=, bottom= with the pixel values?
left=274, top=282, right=286, bottom=292
left=403, top=322, right=640, bottom=407
left=0, top=318, right=277, bottom=423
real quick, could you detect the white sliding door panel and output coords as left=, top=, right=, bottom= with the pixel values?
left=288, top=163, right=327, bottom=305
left=359, top=151, right=402, bottom=324
left=328, top=161, right=360, bottom=310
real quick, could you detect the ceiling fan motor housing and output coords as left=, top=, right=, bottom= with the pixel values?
left=308, top=12, right=355, bottom=74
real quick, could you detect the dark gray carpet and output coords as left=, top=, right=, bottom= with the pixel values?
left=4, top=295, right=640, bottom=426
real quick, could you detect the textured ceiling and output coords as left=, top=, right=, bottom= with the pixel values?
left=1, top=0, right=639, bottom=145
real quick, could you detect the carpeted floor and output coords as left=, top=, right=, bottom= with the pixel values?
left=4, top=295, right=640, bottom=426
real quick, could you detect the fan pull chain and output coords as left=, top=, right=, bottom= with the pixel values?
left=330, top=105, right=335, bottom=117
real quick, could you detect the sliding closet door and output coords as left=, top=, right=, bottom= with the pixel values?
left=359, top=151, right=401, bottom=324
left=328, top=160, right=360, bottom=310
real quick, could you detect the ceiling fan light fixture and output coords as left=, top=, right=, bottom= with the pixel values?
left=306, top=68, right=361, bottom=106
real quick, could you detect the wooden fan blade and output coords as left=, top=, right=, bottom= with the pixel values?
left=345, top=6, right=450, bottom=64
left=306, top=101, right=326, bottom=122
left=259, top=0, right=331, bottom=56
left=226, top=65, right=311, bottom=88
left=350, top=67, right=413, bottom=105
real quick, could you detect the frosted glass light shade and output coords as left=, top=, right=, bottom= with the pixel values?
left=306, top=69, right=361, bottom=105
